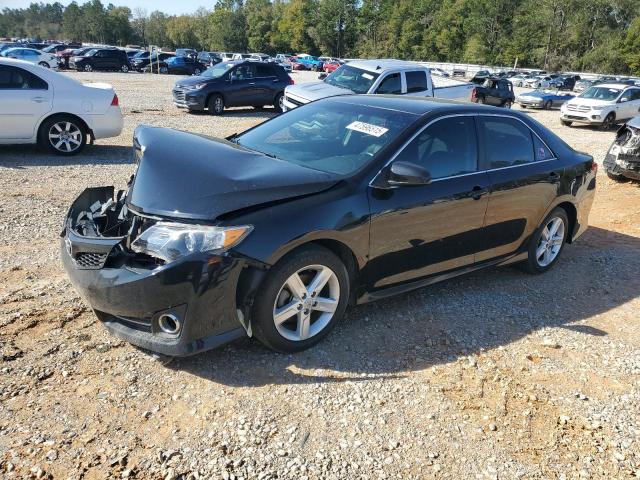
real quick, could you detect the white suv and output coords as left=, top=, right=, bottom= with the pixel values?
left=560, top=83, right=640, bottom=129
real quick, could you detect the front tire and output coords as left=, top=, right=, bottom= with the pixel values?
left=121, top=64, right=129, bottom=73
left=251, top=245, right=350, bottom=353
left=83, top=64, right=92, bottom=72
left=560, top=119, right=572, bottom=127
left=606, top=171, right=628, bottom=182
left=521, top=208, right=569, bottom=274
left=39, top=116, right=87, bottom=156
left=543, top=100, right=552, bottom=110
left=207, top=94, right=224, bottom=115
left=601, top=113, right=615, bottom=131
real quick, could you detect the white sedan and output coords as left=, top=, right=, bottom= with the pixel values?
left=0, top=58, right=123, bottom=155
left=1, top=47, right=57, bottom=69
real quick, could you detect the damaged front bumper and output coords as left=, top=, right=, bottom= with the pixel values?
left=603, top=123, right=640, bottom=181
left=60, top=187, right=248, bottom=356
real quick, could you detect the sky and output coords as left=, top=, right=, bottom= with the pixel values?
left=1, top=0, right=208, bottom=16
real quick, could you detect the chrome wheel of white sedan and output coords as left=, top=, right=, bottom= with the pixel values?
left=49, top=121, right=83, bottom=153
left=273, top=265, right=340, bottom=342
left=535, top=217, right=565, bottom=267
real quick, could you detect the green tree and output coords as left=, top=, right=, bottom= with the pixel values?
left=245, top=0, right=272, bottom=52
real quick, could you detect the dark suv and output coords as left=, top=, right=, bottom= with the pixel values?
left=172, top=60, right=293, bottom=114
left=131, top=52, right=174, bottom=72
left=71, top=48, right=130, bottom=72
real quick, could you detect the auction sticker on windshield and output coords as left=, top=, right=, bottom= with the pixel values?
left=346, top=121, right=389, bottom=137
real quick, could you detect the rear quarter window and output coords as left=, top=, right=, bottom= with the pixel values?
left=406, top=71, right=428, bottom=93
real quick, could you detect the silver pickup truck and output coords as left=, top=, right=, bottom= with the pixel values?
left=283, top=59, right=475, bottom=111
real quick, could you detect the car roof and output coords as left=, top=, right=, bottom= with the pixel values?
left=326, top=94, right=513, bottom=116
left=344, top=59, right=428, bottom=73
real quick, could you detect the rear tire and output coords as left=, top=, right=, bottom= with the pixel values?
left=159, top=66, right=168, bottom=74
left=193, top=68, right=202, bottom=76
left=207, top=94, right=224, bottom=115
left=251, top=245, right=350, bottom=353
left=543, top=100, right=552, bottom=110
left=121, top=64, right=129, bottom=73
left=475, top=97, right=486, bottom=104
left=560, top=119, right=572, bottom=127
left=503, top=100, right=512, bottom=109
left=274, top=92, right=284, bottom=113
left=520, top=208, right=569, bottom=274
left=39, top=115, right=87, bottom=156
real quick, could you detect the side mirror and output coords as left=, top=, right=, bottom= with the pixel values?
left=229, top=74, right=237, bottom=82
left=318, top=72, right=328, bottom=80
left=387, top=161, right=431, bottom=186
left=619, top=97, right=628, bottom=103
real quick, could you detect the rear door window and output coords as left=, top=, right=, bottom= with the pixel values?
left=405, top=71, right=428, bottom=93
left=376, top=73, right=402, bottom=95
left=255, top=64, right=275, bottom=78
left=480, top=116, right=535, bottom=168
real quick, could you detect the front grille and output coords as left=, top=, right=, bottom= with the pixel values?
left=75, top=252, right=108, bottom=269
left=566, top=104, right=590, bottom=112
left=173, top=90, right=186, bottom=102
left=285, top=95, right=304, bottom=107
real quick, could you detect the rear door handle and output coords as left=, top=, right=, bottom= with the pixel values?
left=548, top=172, right=561, bottom=183
left=471, top=185, right=488, bottom=200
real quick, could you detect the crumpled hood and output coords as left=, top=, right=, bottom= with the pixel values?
left=285, top=81, right=354, bottom=102
left=127, top=125, right=340, bottom=221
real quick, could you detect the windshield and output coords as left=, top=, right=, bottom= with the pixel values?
left=324, top=65, right=380, bottom=94
left=42, top=44, right=59, bottom=53
left=235, top=100, right=417, bottom=175
left=580, top=86, right=621, bottom=101
left=200, top=62, right=234, bottom=78
left=133, top=51, right=149, bottom=58
left=84, top=49, right=97, bottom=57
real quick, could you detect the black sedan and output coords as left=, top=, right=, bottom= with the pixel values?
left=143, top=56, right=207, bottom=76
left=60, top=96, right=596, bottom=356
left=172, top=60, right=292, bottom=114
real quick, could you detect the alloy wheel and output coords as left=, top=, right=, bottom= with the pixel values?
left=272, top=265, right=340, bottom=342
left=84, top=64, right=92, bottom=72
left=535, top=217, right=565, bottom=267
left=213, top=96, right=224, bottom=113
left=48, top=121, right=82, bottom=153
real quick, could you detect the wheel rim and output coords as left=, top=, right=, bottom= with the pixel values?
left=48, top=121, right=82, bottom=153
left=214, top=97, right=223, bottom=112
left=536, top=217, right=565, bottom=267
left=84, top=65, right=92, bottom=72
left=122, top=65, right=128, bottom=72
left=277, top=95, right=284, bottom=110
left=273, top=265, right=340, bottom=342
left=603, top=115, right=613, bottom=129
left=194, top=69, right=201, bottom=75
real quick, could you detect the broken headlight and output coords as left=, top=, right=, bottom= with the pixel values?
left=131, top=222, right=252, bottom=263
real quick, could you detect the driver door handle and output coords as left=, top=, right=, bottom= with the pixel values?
left=471, top=185, right=488, bottom=200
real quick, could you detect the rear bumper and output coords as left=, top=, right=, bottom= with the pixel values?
left=89, top=106, right=124, bottom=139
left=60, top=187, right=249, bottom=356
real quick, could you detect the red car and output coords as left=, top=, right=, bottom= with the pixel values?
left=323, top=61, right=342, bottom=73
left=57, top=47, right=91, bottom=69
left=289, top=57, right=308, bottom=71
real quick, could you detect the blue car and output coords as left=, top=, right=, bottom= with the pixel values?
left=516, top=89, right=575, bottom=109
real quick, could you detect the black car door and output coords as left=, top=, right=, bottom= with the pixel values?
left=475, top=115, right=562, bottom=263
left=93, top=50, right=106, bottom=69
left=365, top=115, right=491, bottom=291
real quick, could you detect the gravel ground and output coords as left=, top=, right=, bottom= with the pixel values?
left=0, top=71, right=639, bottom=480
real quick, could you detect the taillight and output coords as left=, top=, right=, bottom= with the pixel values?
left=591, top=161, right=598, bottom=173
left=471, top=88, right=477, bottom=100
left=111, top=94, right=119, bottom=107
left=288, top=78, right=295, bottom=85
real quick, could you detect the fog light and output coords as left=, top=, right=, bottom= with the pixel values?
left=592, top=115, right=600, bottom=120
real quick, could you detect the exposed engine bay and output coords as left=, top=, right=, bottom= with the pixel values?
left=604, top=118, right=640, bottom=181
